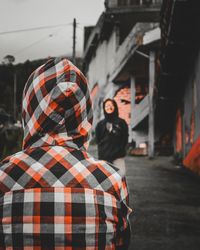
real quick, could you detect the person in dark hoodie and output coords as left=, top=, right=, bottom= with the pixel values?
left=0, top=58, right=131, bottom=249
left=95, top=98, right=129, bottom=176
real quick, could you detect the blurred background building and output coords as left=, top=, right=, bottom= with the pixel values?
left=159, top=0, right=200, bottom=174
left=1, top=0, right=200, bottom=177
left=83, top=0, right=162, bottom=157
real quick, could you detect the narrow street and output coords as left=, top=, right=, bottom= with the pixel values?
left=126, top=156, right=200, bottom=250
left=89, top=145, right=200, bottom=250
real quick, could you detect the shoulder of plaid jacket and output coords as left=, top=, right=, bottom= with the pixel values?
left=0, top=146, right=131, bottom=207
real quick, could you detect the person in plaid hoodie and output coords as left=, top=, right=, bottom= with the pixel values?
left=0, top=58, right=132, bottom=249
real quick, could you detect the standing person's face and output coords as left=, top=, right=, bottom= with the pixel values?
left=104, top=100, right=115, bottom=114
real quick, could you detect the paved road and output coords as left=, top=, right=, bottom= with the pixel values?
left=89, top=145, right=200, bottom=250
left=126, top=156, right=200, bottom=250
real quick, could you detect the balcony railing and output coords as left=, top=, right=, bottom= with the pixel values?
left=109, top=22, right=159, bottom=81
left=105, top=0, right=162, bottom=9
left=132, top=94, right=149, bottom=128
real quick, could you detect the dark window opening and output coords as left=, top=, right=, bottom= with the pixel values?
left=118, top=0, right=128, bottom=6
left=130, top=0, right=141, bottom=5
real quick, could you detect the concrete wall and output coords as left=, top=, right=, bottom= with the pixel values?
left=87, top=30, right=117, bottom=89
left=86, top=29, right=118, bottom=127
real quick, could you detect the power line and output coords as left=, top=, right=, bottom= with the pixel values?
left=1, top=20, right=82, bottom=62
left=14, top=28, right=65, bottom=56
left=15, top=35, right=52, bottom=56
left=0, top=23, right=71, bottom=35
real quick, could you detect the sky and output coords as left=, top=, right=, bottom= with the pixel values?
left=0, top=0, right=105, bottom=63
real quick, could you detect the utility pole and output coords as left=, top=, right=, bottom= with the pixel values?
left=72, top=18, right=76, bottom=65
left=13, top=72, right=17, bottom=121
left=3, top=55, right=16, bottom=120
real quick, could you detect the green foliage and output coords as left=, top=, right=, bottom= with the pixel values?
left=0, top=57, right=83, bottom=159
left=0, top=57, right=83, bottom=117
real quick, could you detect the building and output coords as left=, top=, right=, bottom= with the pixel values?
left=159, top=0, right=200, bottom=174
left=83, top=0, right=162, bottom=156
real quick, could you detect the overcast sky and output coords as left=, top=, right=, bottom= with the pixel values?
left=0, top=0, right=105, bottom=63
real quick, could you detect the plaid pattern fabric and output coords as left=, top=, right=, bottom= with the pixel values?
left=22, top=57, right=92, bottom=151
left=0, top=58, right=131, bottom=249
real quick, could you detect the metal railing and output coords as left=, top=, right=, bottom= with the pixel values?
left=109, top=23, right=158, bottom=81
left=105, top=0, right=162, bottom=8
left=132, top=94, right=150, bottom=128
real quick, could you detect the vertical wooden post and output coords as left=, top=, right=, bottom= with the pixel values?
left=131, top=76, right=136, bottom=141
left=148, top=51, right=155, bottom=158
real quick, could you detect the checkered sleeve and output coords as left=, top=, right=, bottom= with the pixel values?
left=116, top=176, right=132, bottom=249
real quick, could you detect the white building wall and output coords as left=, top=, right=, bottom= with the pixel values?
left=87, top=41, right=107, bottom=89
left=86, top=29, right=118, bottom=127
left=87, top=30, right=117, bottom=90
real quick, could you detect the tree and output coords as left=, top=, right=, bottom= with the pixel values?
left=3, top=55, right=15, bottom=65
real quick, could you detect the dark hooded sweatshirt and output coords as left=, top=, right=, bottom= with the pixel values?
left=96, top=99, right=129, bottom=162
left=0, top=58, right=131, bottom=249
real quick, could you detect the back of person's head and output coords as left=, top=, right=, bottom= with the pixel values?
left=22, top=57, right=93, bottom=150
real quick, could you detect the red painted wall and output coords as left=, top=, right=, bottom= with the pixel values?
left=184, top=136, right=200, bottom=175
left=114, top=87, right=131, bottom=125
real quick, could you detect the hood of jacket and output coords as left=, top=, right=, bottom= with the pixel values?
left=22, top=57, right=93, bottom=150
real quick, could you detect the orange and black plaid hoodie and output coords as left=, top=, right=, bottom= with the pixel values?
left=0, top=58, right=132, bottom=249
